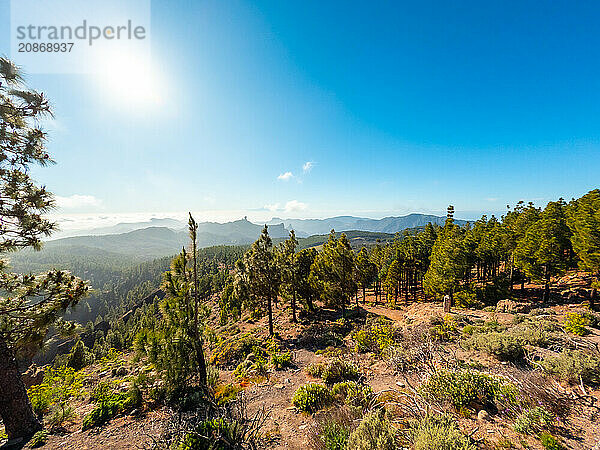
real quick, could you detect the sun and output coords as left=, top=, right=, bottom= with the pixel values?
left=92, top=47, right=165, bottom=110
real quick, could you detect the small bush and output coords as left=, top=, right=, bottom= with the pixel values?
left=297, top=323, right=347, bottom=350
left=331, top=381, right=373, bottom=409
left=317, top=420, right=350, bottom=450
left=465, top=332, right=524, bottom=360
left=177, top=417, right=247, bottom=450
left=540, top=350, right=600, bottom=385
left=513, top=406, right=554, bottom=434
left=409, top=414, right=475, bottom=450
left=82, top=380, right=140, bottom=430
left=28, top=430, right=48, bottom=448
left=429, top=314, right=459, bottom=341
left=27, top=366, right=84, bottom=428
left=563, top=312, right=588, bottom=336
left=210, top=333, right=263, bottom=368
left=306, top=362, right=326, bottom=378
left=420, top=369, right=519, bottom=412
left=292, top=383, right=333, bottom=413
left=353, top=319, right=397, bottom=354
left=271, top=351, right=292, bottom=370
left=321, top=359, right=360, bottom=385
left=539, top=432, right=564, bottom=450
left=214, top=383, right=242, bottom=405
left=347, top=409, right=396, bottom=450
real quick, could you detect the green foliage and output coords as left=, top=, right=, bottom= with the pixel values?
left=320, top=359, right=360, bottom=385
left=316, top=420, right=350, bottom=450
left=540, top=350, right=600, bottom=385
left=420, top=369, right=519, bottom=412
left=566, top=190, right=600, bottom=289
left=310, top=231, right=357, bottom=313
left=409, top=414, right=475, bottom=450
left=429, top=314, right=458, bottom=341
left=53, top=339, right=94, bottom=370
left=513, top=407, right=554, bottom=434
left=176, top=417, right=246, bottom=450
left=271, top=351, right=292, bottom=370
left=82, top=379, right=141, bottom=430
left=214, top=383, right=242, bottom=405
left=27, top=366, right=84, bottom=425
left=346, top=409, right=396, bottom=450
left=292, top=383, right=334, bottom=413
left=306, top=362, right=326, bottom=378
left=539, top=432, right=564, bottom=450
left=331, top=381, right=373, bottom=409
left=354, top=318, right=396, bottom=354
left=563, top=312, right=588, bottom=336
left=210, top=333, right=262, bottom=368
left=465, top=332, right=525, bottom=360
left=28, top=430, right=48, bottom=448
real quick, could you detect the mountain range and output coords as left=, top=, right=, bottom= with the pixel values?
left=9, top=213, right=463, bottom=271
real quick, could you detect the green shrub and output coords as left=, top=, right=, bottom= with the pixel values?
left=317, top=420, right=350, bottom=450
left=321, top=359, right=360, bottom=385
left=176, top=417, right=246, bottom=450
left=214, top=383, right=242, bottom=405
left=465, top=332, right=524, bottom=360
left=563, top=312, right=588, bottom=336
left=353, top=319, right=397, bottom=354
left=540, top=350, right=600, bottom=385
left=347, top=409, right=396, bottom=450
left=420, top=369, right=519, bottom=412
left=210, top=333, right=262, bottom=368
left=331, top=381, right=373, bottom=409
left=513, top=406, right=554, bottom=434
left=539, top=432, right=564, bottom=450
left=429, top=314, right=459, bottom=341
left=292, top=383, right=333, bottom=413
left=82, top=380, right=140, bottom=430
left=306, top=362, right=326, bottom=378
left=28, top=430, right=48, bottom=448
left=409, top=414, right=475, bottom=450
left=27, top=366, right=84, bottom=427
left=271, top=351, right=292, bottom=370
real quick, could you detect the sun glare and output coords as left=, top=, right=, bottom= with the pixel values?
left=92, top=48, right=165, bottom=110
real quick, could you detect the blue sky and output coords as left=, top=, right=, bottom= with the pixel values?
left=1, top=0, right=599, bottom=228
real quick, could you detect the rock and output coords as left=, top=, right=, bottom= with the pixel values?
left=395, top=381, right=405, bottom=388
left=22, top=364, right=45, bottom=388
left=299, top=424, right=308, bottom=430
left=284, top=378, right=291, bottom=383
left=495, top=299, right=529, bottom=313
left=478, top=410, right=491, bottom=422
left=274, top=383, right=285, bottom=389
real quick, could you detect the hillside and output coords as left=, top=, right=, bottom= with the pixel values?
left=268, top=213, right=466, bottom=236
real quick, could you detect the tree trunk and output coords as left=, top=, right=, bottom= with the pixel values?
left=509, top=255, right=514, bottom=293
left=0, top=338, right=42, bottom=440
left=291, top=289, right=297, bottom=323
left=196, top=341, right=207, bottom=388
left=267, top=294, right=274, bottom=336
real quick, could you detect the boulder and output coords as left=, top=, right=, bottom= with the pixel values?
left=495, top=299, right=529, bottom=313
left=22, top=364, right=45, bottom=388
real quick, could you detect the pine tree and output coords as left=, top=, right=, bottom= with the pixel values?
left=567, top=190, right=600, bottom=303
left=423, top=210, right=468, bottom=302
left=244, top=226, right=280, bottom=335
left=0, top=58, right=88, bottom=440
left=311, top=231, right=357, bottom=316
left=277, top=230, right=299, bottom=322
left=515, top=200, right=572, bottom=301
left=355, top=247, right=377, bottom=305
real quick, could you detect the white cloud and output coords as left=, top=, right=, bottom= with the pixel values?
left=55, top=194, right=102, bottom=209
left=284, top=200, right=307, bottom=212
left=277, top=171, right=294, bottom=181
left=302, top=161, right=314, bottom=173
left=264, top=203, right=281, bottom=212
